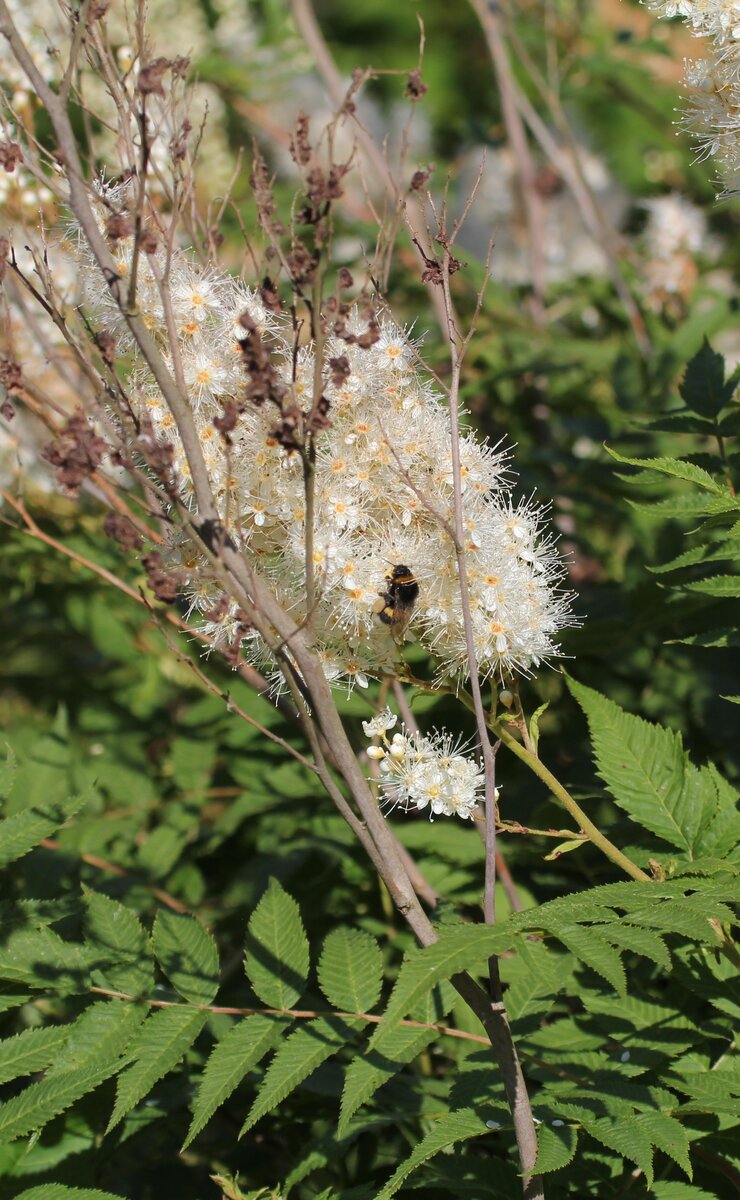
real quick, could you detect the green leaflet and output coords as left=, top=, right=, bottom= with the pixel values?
left=598, top=923, right=671, bottom=969
left=679, top=338, right=738, bottom=419
left=107, top=1006, right=207, bottom=1130
left=0, top=926, right=91, bottom=993
left=240, top=1015, right=361, bottom=1135
left=375, top=1109, right=490, bottom=1199
left=318, top=927, right=383, bottom=1013
left=85, top=889, right=154, bottom=997
left=532, top=1122, right=578, bottom=1173
left=244, top=878, right=310, bottom=1010
left=633, top=1110, right=693, bottom=1179
left=545, top=923, right=626, bottom=995
left=152, top=909, right=220, bottom=1005
left=567, top=678, right=727, bottom=857
left=0, top=1024, right=69, bottom=1086
left=48, top=998, right=146, bottom=1075
left=183, top=1014, right=282, bottom=1148
left=14, top=1188, right=126, bottom=1200
left=338, top=1024, right=437, bottom=1136
left=684, top=574, right=740, bottom=597
left=581, top=1114, right=655, bottom=1185
left=0, top=1060, right=120, bottom=1142
left=502, top=939, right=563, bottom=1022
left=606, top=448, right=728, bottom=496
left=0, top=792, right=87, bottom=868
left=368, top=924, right=512, bottom=1054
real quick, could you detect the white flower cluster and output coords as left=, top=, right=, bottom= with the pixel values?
left=73, top=180, right=574, bottom=693
left=642, top=192, right=708, bottom=305
left=363, top=709, right=486, bottom=821
left=644, top=1, right=740, bottom=196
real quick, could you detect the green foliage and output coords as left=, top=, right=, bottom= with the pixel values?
left=2, top=10, right=740, bottom=1200
left=244, top=878, right=310, bottom=1010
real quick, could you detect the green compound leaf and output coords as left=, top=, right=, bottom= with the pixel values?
left=369, top=924, right=512, bottom=1054
left=0, top=1025, right=69, bottom=1086
left=244, top=878, right=309, bottom=1009
left=634, top=1111, right=693, bottom=1179
left=0, top=792, right=87, bottom=868
left=240, top=1015, right=360, bottom=1135
left=375, top=1109, right=490, bottom=1200
left=152, top=910, right=219, bottom=1005
left=338, top=1024, right=436, bottom=1137
left=108, top=1006, right=207, bottom=1131
left=567, top=678, right=718, bottom=855
left=85, top=889, right=154, bottom=997
left=183, top=1014, right=282, bottom=1149
left=14, top=1188, right=126, bottom=1200
left=318, top=927, right=383, bottom=1013
left=532, top=1123, right=578, bottom=1173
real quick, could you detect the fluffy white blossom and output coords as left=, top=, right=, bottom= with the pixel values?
left=365, top=716, right=489, bottom=821
left=643, top=1, right=740, bottom=196
left=68, top=178, right=575, bottom=694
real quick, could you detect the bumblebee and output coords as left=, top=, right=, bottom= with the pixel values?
left=373, top=564, right=419, bottom=638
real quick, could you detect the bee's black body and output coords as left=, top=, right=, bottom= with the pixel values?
left=375, top=564, right=419, bottom=631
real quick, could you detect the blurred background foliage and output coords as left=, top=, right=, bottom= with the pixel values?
left=0, top=0, right=738, bottom=1197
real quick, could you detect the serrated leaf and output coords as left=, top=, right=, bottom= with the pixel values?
left=0, top=927, right=90, bottom=993
left=607, top=448, right=726, bottom=495
left=318, top=928, right=383, bottom=1013
left=240, top=1016, right=360, bottom=1135
left=532, top=1123, right=578, bottom=1173
left=0, top=1001, right=141, bottom=1140
left=184, top=1014, right=282, bottom=1148
left=651, top=543, right=740, bottom=574
left=375, top=1109, right=489, bottom=1199
left=48, top=998, right=145, bottom=1075
left=108, top=1006, right=207, bottom=1130
left=625, top=900, right=726, bottom=943
left=679, top=339, right=735, bottom=418
left=244, top=878, right=309, bottom=1009
left=567, top=678, right=714, bottom=855
left=547, top=924, right=626, bottom=995
left=634, top=1110, right=692, bottom=1178
left=152, top=910, right=219, bottom=1006
left=338, top=1025, right=436, bottom=1136
left=369, top=925, right=512, bottom=1054
left=0, top=793, right=87, bottom=868
left=14, top=1187, right=126, bottom=1200
left=504, top=939, right=562, bottom=1022
left=0, top=1025, right=69, bottom=1086
left=85, top=890, right=154, bottom=997
left=581, top=1115, right=654, bottom=1184
left=683, top=574, right=740, bottom=597
left=599, top=923, right=671, bottom=969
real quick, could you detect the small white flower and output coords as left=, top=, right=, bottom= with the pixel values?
left=362, top=708, right=398, bottom=737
